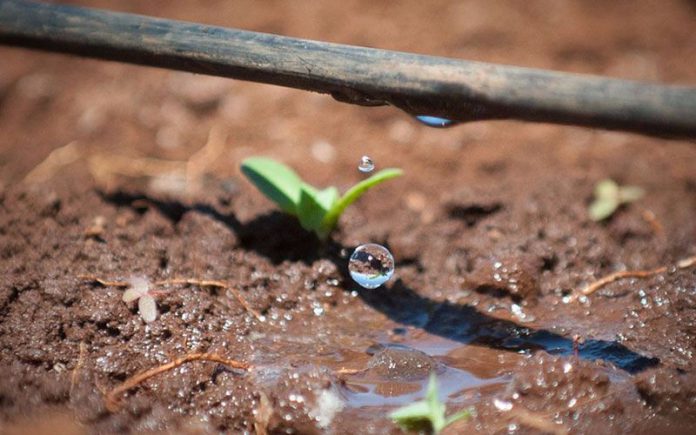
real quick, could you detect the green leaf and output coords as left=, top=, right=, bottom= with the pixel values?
left=390, top=373, right=470, bottom=435
left=389, top=401, right=433, bottom=432
left=589, top=178, right=644, bottom=221
left=296, top=183, right=329, bottom=233
left=320, top=168, right=403, bottom=237
left=425, top=373, right=446, bottom=433
left=390, top=401, right=431, bottom=420
left=241, top=157, right=303, bottom=215
left=618, top=186, right=644, bottom=203
left=595, top=179, right=619, bottom=200
left=588, top=198, right=618, bottom=221
left=316, top=186, right=339, bottom=210
left=241, top=157, right=402, bottom=241
left=444, top=409, right=472, bottom=427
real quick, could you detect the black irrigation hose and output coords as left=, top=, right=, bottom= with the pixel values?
left=1, top=0, right=695, bottom=138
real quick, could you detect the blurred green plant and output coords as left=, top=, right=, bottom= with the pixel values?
left=241, top=157, right=402, bottom=240
left=588, top=179, right=644, bottom=221
left=390, top=373, right=471, bottom=434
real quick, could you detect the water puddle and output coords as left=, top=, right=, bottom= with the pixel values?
left=329, top=337, right=513, bottom=412
left=340, top=363, right=507, bottom=408
left=244, top=285, right=658, bottom=431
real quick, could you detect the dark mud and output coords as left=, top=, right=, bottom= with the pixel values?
left=1, top=0, right=696, bottom=434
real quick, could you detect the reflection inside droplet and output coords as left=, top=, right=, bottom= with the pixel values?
left=349, top=243, right=395, bottom=289
left=358, top=155, right=375, bottom=173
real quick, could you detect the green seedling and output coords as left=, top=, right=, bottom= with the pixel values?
left=390, top=373, right=471, bottom=434
left=588, top=179, right=644, bottom=221
left=241, top=157, right=402, bottom=240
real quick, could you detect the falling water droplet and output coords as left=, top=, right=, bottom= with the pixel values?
left=358, top=155, right=375, bottom=173
left=349, top=243, right=395, bottom=289
left=415, top=115, right=458, bottom=128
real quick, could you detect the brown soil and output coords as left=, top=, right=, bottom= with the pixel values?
left=1, top=1, right=696, bottom=434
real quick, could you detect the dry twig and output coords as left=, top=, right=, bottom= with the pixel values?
left=105, top=352, right=250, bottom=411
left=578, top=255, right=696, bottom=298
left=641, top=209, right=664, bottom=236
left=334, top=367, right=365, bottom=376
left=70, top=341, right=87, bottom=398
left=507, top=408, right=569, bottom=435
left=156, top=278, right=264, bottom=321
left=78, top=274, right=130, bottom=287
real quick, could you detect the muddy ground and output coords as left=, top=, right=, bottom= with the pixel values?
left=1, top=1, right=696, bottom=434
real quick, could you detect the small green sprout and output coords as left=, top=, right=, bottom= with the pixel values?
left=241, top=157, right=402, bottom=240
left=390, top=373, right=471, bottom=434
left=588, top=178, right=644, bottom=221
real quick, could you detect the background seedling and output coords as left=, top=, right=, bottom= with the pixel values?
left=122, top=276, right=158, bottom=323
left=241, top=157, right=402, bottom=239
left=390, top=373, right=471, bottom=434
left=588, top=179, right=644, bottom=221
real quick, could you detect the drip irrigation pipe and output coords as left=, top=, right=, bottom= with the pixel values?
left=1, top=0, right=695, bottom=138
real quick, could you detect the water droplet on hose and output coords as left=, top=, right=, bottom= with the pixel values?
left=415, top=115, right=458, bottom=128
left=358, top=155, right=375, bottom=173
left=349, top=243, right=395, bottom=289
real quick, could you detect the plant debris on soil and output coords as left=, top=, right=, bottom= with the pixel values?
left=1, top=1, right=695, bottom=434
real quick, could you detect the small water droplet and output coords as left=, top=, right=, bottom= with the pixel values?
left=358, top=155, right=375, bottom=173
left=348, top=243, right=395, bottom=289
left=493, top=398, right=513, bottom=411
left=415, top=115, right=458, bottom=128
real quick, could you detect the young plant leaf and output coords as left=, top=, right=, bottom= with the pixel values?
left=595, top=179, right=619, bottom=200
left=320, top=168, right=403, bottom=237
left=124, top=276, right=149, bottom=302
left=618, top=186, right=644, bottom=203
left=444, top=409, right=472, bottom=428
left=138, top=294, right=158, bottom=323
left=588, top=197, right=619, bottom=221
left=390, top=373, right=470, bottom=434
left=122, top=287, right=143, bottom=303
left=389, top=401, right=434, bottom=433
left=589, top=178, right=644, bottom=221
left=241, top=157, right=303, bottom=215
left=241, top=157, right=403, bottom=240
left=316, top=186, right=339, bottom=210
left=297, top=183, right=330, bottom=232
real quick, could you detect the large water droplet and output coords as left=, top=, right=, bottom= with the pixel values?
left=358, top=155, right=375, bottom=173
left=349, top=243, right=395, bottom=289
left=415, top=115, right=458, bottom=128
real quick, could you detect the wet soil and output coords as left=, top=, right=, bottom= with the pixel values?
left=1, top=1, right=696, bottom=434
